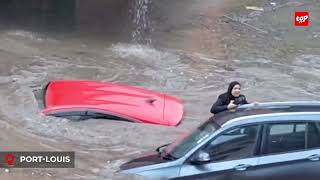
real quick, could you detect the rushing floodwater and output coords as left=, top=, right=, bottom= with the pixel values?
left=0, top=0, right=319, bottom=179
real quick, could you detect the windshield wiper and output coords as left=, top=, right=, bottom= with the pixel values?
left=161, top=152, right=177, bottom=161
left=156, top=143, right=177, bottom=161
left=156, top=143, right=170, bottom=154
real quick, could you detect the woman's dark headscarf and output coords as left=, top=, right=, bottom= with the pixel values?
left=227, top=81, right=241, bottom=100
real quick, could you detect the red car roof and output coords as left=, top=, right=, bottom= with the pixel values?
left=42, top=80, right=183, bottom=126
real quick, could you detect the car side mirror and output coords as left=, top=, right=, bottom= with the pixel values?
left=190, top=150, right=211, bottom=165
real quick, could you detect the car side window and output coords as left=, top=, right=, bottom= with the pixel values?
left=86, top=111, right=132, bottom=122
left=202, top=125, right=260, bottom=162
left=49, top=111, right=87, bottom=121
left=264, top=123, right=306, bottom=155
left=307, top=122, right=320, bottom=149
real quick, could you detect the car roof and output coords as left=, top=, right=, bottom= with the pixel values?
left=210, top=101, right=320, bottom=127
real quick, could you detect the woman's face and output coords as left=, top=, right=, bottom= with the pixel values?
left=231, top=84, right=241, bottom=97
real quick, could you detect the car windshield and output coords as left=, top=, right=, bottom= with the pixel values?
left=163, top=120, right=220, bottom=159
left=161, top=109, right=277, bottom=160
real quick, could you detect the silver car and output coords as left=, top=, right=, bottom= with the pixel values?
left=120, top=101, right=320, bottom=180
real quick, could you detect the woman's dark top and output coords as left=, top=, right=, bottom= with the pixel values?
left=210, top=93, right=249, bottom=114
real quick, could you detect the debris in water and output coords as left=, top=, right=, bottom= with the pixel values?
left=12, top=77, right=19, bottom=82
left=313, top=32, right=320, bottom=38
left=245, top=6, right=264, bottom=11
left=222, top=15, right=268, bottom=34
left=270, top=2, right=276, bottom=6
left=5, top=169, right=10, bottom=173
left=91, top=168, right=100, bottom=173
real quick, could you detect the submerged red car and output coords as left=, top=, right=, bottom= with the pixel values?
left=41, top=80, right=184, bottom=126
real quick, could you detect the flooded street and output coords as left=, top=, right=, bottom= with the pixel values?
left=0, top=0, right=319, bottom=179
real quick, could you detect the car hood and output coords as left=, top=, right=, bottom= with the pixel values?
left=120, top=152, right=167, bottom=171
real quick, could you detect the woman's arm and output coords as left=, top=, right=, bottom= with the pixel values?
left=210, top=95, right=228, bottom=114
left=235, top=95, right=249, bottom=105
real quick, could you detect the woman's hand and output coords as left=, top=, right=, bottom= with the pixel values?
left=227, top=100, right=238, bottom=110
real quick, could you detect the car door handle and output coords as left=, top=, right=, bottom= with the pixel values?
left=307, top=154, right=320, bottom=161
left=234, top=164, right=251, bottom=171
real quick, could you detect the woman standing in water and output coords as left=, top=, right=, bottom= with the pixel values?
left=210, top=81, right=249, bottom=114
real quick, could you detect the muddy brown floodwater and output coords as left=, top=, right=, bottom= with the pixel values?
left=0, top=0, right=319, bottom=179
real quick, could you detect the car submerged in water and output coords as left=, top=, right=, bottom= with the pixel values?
left=120, top=101, right=320, bottom=180
left=40, top=80, right=184, bottom=126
